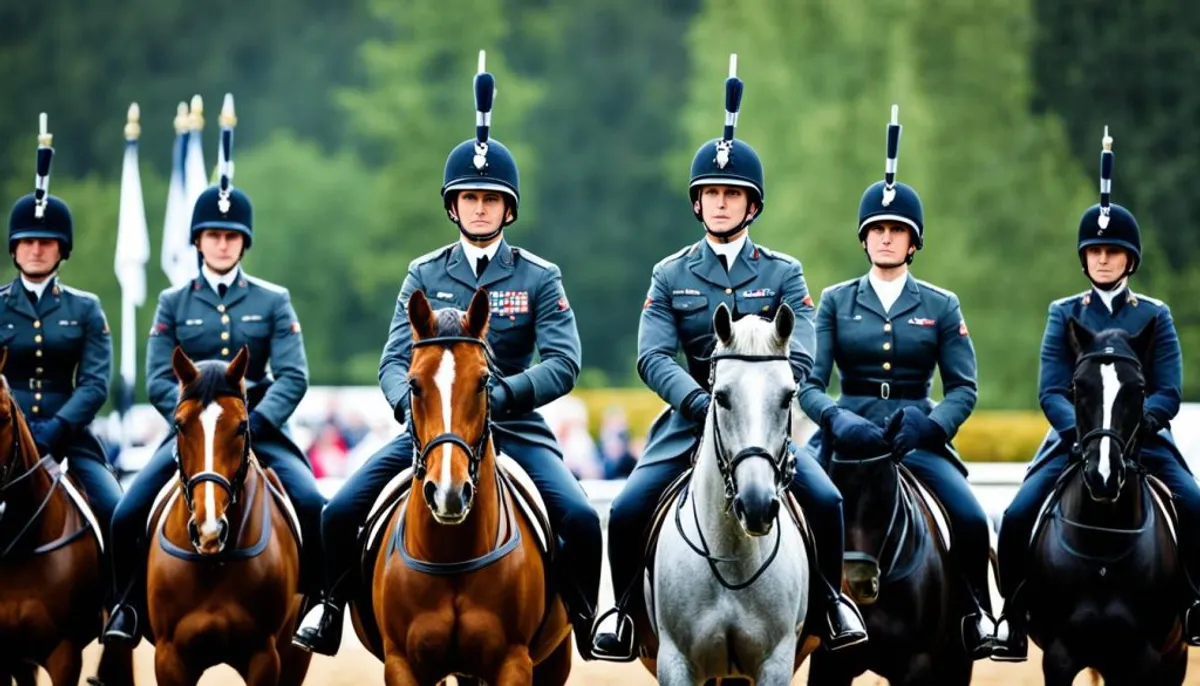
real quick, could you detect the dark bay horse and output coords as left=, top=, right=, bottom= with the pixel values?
left=144, top=346, right=310, bottom=685
left=0, top=348, right=131, bottom=685
left=1024, top=319, right=1187, bottom=685
left=351, top=288, right=572, bottom=685
left=810, top=447, right=973, bottom=685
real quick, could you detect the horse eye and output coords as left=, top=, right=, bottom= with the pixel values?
left=409, top=378, right=422, bottom=398
left=780, top=391, right=795, bottom=410
left=715, top=390, right=731, bottom=409
left=238, top=420, right=249, bottom=435
left=478, top=374, right=490, bottom=394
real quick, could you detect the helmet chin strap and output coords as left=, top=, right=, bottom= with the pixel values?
left=456, top=221, right=504, bottom=243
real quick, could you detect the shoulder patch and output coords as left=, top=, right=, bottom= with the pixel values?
left=244, top=275, right=289, bottom=295
left=511, top=247, right=558, bottom=271
left=409, top=244, right=454, bottom=270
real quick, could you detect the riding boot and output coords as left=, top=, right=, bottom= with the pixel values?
left=559, top=583, right=599, bottom=662
left=101, top=541, right=144, bottom=647
left=990, top=586, right=1028, bottom=662
left=959, top=569, right=997, bottom=659
left=823, top=588, right=869, bottom=651
left=590, top=579, right=639, bottom=662
left=292, top=571, right=352, bottom=656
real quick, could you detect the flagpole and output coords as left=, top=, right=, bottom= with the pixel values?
left=115, top=102, right=150, bottom=461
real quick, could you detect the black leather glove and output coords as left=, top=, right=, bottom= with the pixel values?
left=824, top=408, right=890, bottom=455
left=29, top=417, right=66, bottom=457
left=682, top=389, right=711, bottom=424
left=488, top=380, right=511, bottom=417
left=1141, top=410, right=1165, bottom=439
left=885, top=406, right=947, bottom=456
left=248, top=411, right=273, bottom=441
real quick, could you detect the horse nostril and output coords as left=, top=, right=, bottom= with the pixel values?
left=732, top=496, right=746, bottom=521
left=767, top=497, right=780, bottom=521
left=423, top=481, right=437, bottom=505
left=217, top=517, right=229, bottom=545
left=188, top=520, right=200, bottom=546
left=462, top=481, right=474, bottom=507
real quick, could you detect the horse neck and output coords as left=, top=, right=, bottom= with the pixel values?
left=405, top=440, right=502, bottom=562
left=691, top=422, right=763, bottom=559
left=835, top=459, right=904, bottom=560
left=0, top=409, right=63, bottom=550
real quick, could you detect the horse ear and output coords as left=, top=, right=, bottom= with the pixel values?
left=714, top=302, right=734, bottom=347
left=773, top=303, right=795, bottom=346
left=172, top=346, right=199, bottom=386
left=465, top=287, right=491, bottom=339
left=1130, top=316, right=1159, bottom=365
left=226, top=345, right=250, bottom=385
left=407, top=290, right=435, bottom=341
left=1066, top=316, right=1094, bottom=359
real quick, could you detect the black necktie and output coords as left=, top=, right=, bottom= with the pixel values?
left=476, top=255, right=489, bottom=278
left=218, top=283, right=228, bottom=299
left=719, top=254, right=730, bottom=272
left=24, top=289, right=37, bottom=306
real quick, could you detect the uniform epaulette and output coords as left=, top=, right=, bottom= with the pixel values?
left=914, top=279, right=957, bottom=299
left=1129, top=291, right=1165, bottom=308
left=755, top=245, right=799, bottom=265
left=0, top=283, right=12, bottom=297
left=58, top=283, right=101, bottom=302
left=822, top=277, right=859, bottom=296
left=1050, top=290, right=1090, bottom=308
left=244, top=275, right=288, bottom=295
left=511, top=247, right=558, bottom=271
left=410, top=244, right=454, bottom=270
left=655, top=244, right=693, bottom=270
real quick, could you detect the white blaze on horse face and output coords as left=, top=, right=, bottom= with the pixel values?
left=434, top=349, right=457, bottom=498
left=199, top=402, right=224, bottom=536
left=1098, top=363, right=1119, bottom=484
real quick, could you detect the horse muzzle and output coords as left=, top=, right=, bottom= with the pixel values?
left=188, top=514, right=230, bottom=554
left=423, top=478, right=475, bottom=525
left=732, top=486, right=780, bottom=538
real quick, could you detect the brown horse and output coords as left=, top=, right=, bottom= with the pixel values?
left=144, top=346, right=310, bottom=685
left=350, top=288, right=572, bottom=686
left=0, top=347, right=131, bottom=685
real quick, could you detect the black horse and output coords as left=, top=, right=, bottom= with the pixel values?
left=808, top=445, right=974, bottom=685
left=1022, top=318, right=1187, bottom=685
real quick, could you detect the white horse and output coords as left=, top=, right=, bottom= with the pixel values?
left=654, top=303, right=810, bottom=685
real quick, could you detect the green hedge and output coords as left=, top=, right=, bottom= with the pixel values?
left=572, top=389, right=1048, bottom=463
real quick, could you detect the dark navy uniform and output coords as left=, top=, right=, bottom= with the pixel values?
left=994, top=129, right=1200, bottom=659
left=594, top=58, right=865, bottom=662
left=294, top=57, right=602, bottom=659
left=104, top=98, right=326, bottom=645
left=3, top=118, right=122, bottom=575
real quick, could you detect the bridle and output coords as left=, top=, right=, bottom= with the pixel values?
left=410, top=335, right=494, bottom=487
left=173, top=395, right=252, bottom=513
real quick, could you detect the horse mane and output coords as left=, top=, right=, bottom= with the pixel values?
left=715, top=314, right=787, bottom=357
left=1085, top=328, right=1139, bottom=361
left=180, top=361, right=245, bottom=407
left=426, top=305, right=497, bottom=364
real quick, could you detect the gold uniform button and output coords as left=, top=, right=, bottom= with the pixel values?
left=33, top=320, right=41, bottom=329
left=221, top=315, right=231, bottom=324
left=217, top=304, right=226, bottom=313
left=35, top=350, right=42, bottom=358
left=883, top=342, right=891, bottom=351
left=883, top=322, right=892, bottom=332
left=725, top=288, right=733, bottom=294
left=34, top=393, right=41, bottom=401
left=220, top=331, right=230, bottom=341
left=221, top=347, right=230, bottom=356
left=35, top=367, right=43, bottom=375
left=34, top=334, right=42, bottom=343
left=31, top=406, right=39, bottom=414
left=882, top=362, right=892, bottom=371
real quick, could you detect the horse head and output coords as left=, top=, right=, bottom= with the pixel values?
left=0, top=348, right=35, bottom=524
left=707, top=302, right=797, bottom=537
left=1067, top=316, right=1155, bottom=504
left=171, top=345, right=252, bottom=554
left=407, top=288, right=493, bottom=525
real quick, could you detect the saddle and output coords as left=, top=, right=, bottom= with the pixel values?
left=1030, top=462, right=1178, bottom=549
left=352, top=455, right=555, bottom=657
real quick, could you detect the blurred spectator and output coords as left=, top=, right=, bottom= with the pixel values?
left=307, top=424, right=350, bottom=478
left=548, top=395, right=603, bottom=480
left=339, top=409, right=371, bottom=450
left=599, top=405, right=638, bottom=479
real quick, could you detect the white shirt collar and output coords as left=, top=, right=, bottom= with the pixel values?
left=706, top=234, right=748, bottom=271
left=459, top=238, right=503, bottom=277
left=1093, top=280, right=1128, bottom=312
left=20, top=274, right=54, bottom=300
left=868, top=271, right=908, bottom=314
left=202, top=263, right=240, bottom=295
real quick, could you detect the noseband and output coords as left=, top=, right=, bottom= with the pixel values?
left=706, top=352, right=797, bottom=502
left=174, top=397, right=252, bottom=513
left=410, top=336, right=493, bottom=486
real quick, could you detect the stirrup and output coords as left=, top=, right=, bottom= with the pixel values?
left=589, top=607, right=637, bottom=663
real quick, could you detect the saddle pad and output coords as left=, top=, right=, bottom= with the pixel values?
left=362, top=455, right=553, bottom=557
left=897, top=464, right=952, bottom=551
left=59, top=459, right=105, bottom=553
left=262, top=468, right=304, bottom=548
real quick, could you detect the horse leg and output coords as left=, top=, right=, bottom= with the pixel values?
left=754, top=634, right=799, bottom=686
left=91, top=642, right=136, bottom=686
left=1040, top=640, right=1081, bottom=686
left=805, top=650, right=854, bottom=686
left=155, top=641, right=201, bottom=686
left=42, top=640, right=83, bottom=686
left=276, top=634, right=313, bottom=686
left=243, top=639, right=282, bottom=686
left=383, top=651, right=420, bottom=686
left=495, top=645, right=533, bottom=686
left=656, top=637, right=696, bottom=686
left=530, top=637, right=571, bottom=686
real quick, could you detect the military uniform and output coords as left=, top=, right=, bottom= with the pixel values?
left=594, top=59, right=865, bottom=662
left=3, top=118, right=123, bottom=572
left=994, top=129, right=1200, bottom=660
left=104, top=99, right=326, bottom=644
left=293, top=58, right=603, bottom=659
